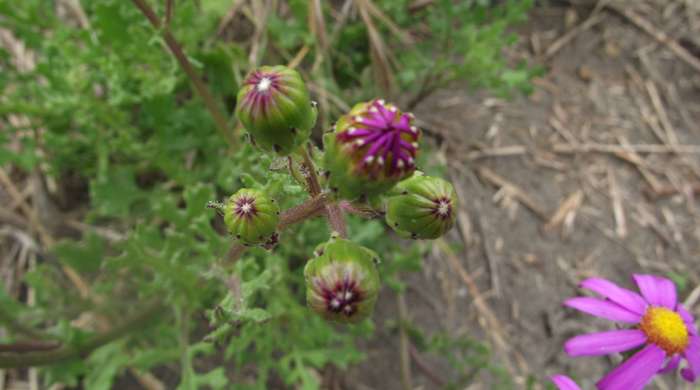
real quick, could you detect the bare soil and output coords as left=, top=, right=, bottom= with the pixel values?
left=348, top=2, right=700, bottom=389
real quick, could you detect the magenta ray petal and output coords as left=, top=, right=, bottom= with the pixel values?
left=597, top=344, right=666, bottom=390
left=564, top=329, right=646, bottom=357
left=681, top=335, right=700, bottom=382
left=579, top=277, right=647, bottom=314
left=659, top=354, right=681, bottom=374
left=550, top=375, right=581, bottom=390
left=633, top=274, right=677, bottom=308
left=564, top=297, right=641, bottom=323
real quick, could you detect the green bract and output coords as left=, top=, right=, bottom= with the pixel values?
left=235, top=65, right=317, bottom=155
left=385, top=174, right=458, bottom=239
left=323, top=99, right=420, bottom=200
left=304, top=236, right=380, bottom=323
left=224, top=188, right=280, bottom=245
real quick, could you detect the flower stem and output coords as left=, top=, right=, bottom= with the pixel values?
left=298, top=145, right=348, bottom=237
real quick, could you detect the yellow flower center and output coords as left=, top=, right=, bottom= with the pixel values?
left=640, top=306, right=689, bottom=355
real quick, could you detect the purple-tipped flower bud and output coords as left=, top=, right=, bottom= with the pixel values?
left=235, top=65, right=317, bottom=155
left=304, top=237, right=380, bottom=323
left=224, top=188, right=280, bottom=245
left=323, top=99, right=421, bottom=200
left=385, top=174, right=458, bottom=239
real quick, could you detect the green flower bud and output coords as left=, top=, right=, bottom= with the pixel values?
left=304, top=237, right=380, bottom=323
left=323, top=99, right=421, bottom=200
left=385, top=174, right=458, bottom=239
left=224, top=188, right=280, bottom=245
left=235, top=65, right=317, bottom=155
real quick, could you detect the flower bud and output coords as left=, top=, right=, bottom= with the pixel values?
left=304, top=237, right=380, bottom=323
left=235, top=66, right=317, bottom=155
left=385, top=174, right=458, bottom=239
left=224, top=188, right=280, bottom=245
left=323, top=99, right=420, bottom=200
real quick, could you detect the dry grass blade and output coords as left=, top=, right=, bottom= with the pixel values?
left=309, top=0, right=329, bottom=53
left=216, top=0, right=246, bottom=37
left=552, top=143, right=700, bottom=154
left=287, top=45, right=310, bottom=69
left=396, top=293, right=413, bottom=390
left=607, top=4, right=700, bottom=74
left=356, top=0, right=396, bottom=95
left=363, top=0, right=414, bottom=45
left=476, top=166, right=549, bottom=221
left=435, top=238, right=517, bottom=376
left=545, top=190, right=584, bottom=231
left=607, top=168, right=627, bottom=238
left=545, top=7, right=605, bottom=59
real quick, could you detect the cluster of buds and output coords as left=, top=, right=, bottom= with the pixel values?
left=228, top=65, right=458, bottom=324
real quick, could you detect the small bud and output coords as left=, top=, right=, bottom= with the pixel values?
left=304, top=238, right=380, bottom=323
left=235, top=66, right=318, bottom=156
left=323, top=99, right=421, bottom=200
left=224, top=189, right=280, bottom=245
left=385, top=174, right=458, bottom=239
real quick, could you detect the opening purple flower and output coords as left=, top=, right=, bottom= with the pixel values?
left=562, top=274, right=700, bottom=389
left=323, top=99, right=421, bottom=199
left=335, top=99, right=419, bottom=178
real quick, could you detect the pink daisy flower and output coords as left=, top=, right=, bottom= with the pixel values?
left=560, top=274, right=700, bottom=389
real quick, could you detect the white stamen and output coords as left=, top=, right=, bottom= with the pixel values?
left=239, top=202, right=253, bottom=214
left=330, top=299, right=341, bottom=308
left=354, top=116, right=364, bottom=123
left=347, top=127, right=357, bottom=135
left=257, top=77, right=272, bottom=92
left=343, top=305, right=353, bottom=314
left=408, top=157, right=414, bottom=165
left=389, top=106, right=397, bottom=112
left=437, top=201, right=450, bottom=216
left=365, top=155, right=374, bottom=163
left=377, top=156, right=384, bottom=166
left=407, top=112, right=415, bottom=119
left=410, top=126, right=418, bottom=133
left=344, top=291, right=353, bottom=300
left=411, top=142, right=419, bottom=149
left=355, top=139, right=365, bottom=146
left=369, top=107, right=378, bottom=113
left=397, top=160, right=404, bottom=168
left=378, top=99, right=385, bottom=105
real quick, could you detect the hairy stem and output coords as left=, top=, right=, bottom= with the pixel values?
left=0, top=301, right=165, bottom=368
left=224, top=193, right=330, bottom=264
left=299, top=145, right=347, bottom=237
left=131, top=0, right=235, bottom=147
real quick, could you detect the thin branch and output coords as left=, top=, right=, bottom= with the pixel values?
left=164, top=0, right=174, bottom=28
left=0, top=341, right=61, bottom=353
left=0, top=301, right=165, bottom=368
left=131, top=0, right=235, bottom=147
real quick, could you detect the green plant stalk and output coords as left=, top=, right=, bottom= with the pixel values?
left=298, top=145, right=347, bottom=237
left=0, top=301, right=165, bottom=368
left=130, top=0, right=236, bottom=148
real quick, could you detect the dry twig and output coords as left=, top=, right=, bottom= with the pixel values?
left=607, top=4, right=700, bottom=74
left=476, top=167, right=549, bottom=221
